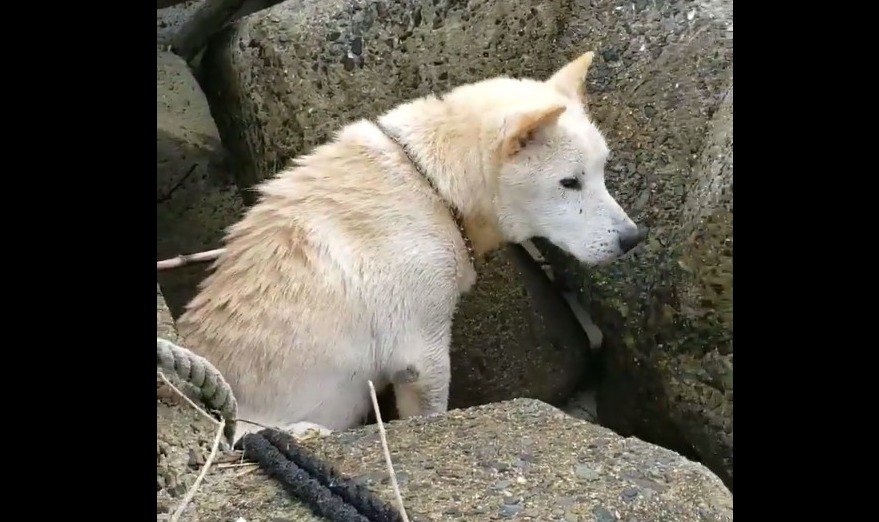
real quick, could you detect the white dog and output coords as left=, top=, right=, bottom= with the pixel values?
left=176, top=51, right=646, bottom=441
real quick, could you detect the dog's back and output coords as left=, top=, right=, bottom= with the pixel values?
left=177, top=120, right=466, bottom=435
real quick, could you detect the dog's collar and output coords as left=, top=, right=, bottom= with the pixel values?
left=374, top=120, right=476, bottom=267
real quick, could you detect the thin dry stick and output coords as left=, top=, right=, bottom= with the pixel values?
left=216, top=462, right=259, bottom=469
left=233, top=417, right=274, bottom=430
left=235, top=466, right=260, bottom=478
left=367, top=380, right=410, bottom=522
left=171, top=417, right=225, bottom=522
left=157, top=248, right=226, bottom=271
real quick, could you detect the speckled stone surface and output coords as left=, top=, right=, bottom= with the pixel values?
left=304, top=399, right=733, bottom=521
left=162, top=398, right=732, bottom=521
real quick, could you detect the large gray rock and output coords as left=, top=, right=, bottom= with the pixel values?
left=449, top=247, right=596, bottom=411
left=200, top=0, right=576, bottom=196
left=534, top=0, right=734, bottom=489
left=156, top=50, right=246, bottom=316
left=197, top=0, right=596, bottom=411
left=159, top=398, right=732, bottom=520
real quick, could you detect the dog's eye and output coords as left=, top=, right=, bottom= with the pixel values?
left=559, top=177, right=582, bottom=190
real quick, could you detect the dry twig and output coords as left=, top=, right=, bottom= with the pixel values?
left=368, top=380, right=410, bottom=522
left=171, top=417, right=225, bottom=522
left=157, top=248, right=225, bottom=270
left=235, top=466, right=260, bottom=478
left=216, top=462, right=259, bottom=469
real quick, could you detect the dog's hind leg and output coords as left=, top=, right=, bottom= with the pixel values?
left=391, top=348, right=451, bottom=419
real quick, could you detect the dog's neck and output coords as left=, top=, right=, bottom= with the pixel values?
left=375, top=119, right=477, bottom=264
left=376, top=105, right=506, bottom=259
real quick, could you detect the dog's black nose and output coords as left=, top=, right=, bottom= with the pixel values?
left=619, top=226, right=648, bottom=254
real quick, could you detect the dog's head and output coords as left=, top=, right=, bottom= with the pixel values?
left=487, top=52, right=646, bottom=265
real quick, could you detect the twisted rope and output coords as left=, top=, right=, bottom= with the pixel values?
left=260, top=428, right=403, bottom=522
left=243, top=433, right=372, bottom=522
left=156, top=337, right=237, bottom=444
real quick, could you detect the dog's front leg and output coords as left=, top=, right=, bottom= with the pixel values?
left=390, top=347, right=450, bottom=419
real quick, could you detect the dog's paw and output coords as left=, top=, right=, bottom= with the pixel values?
left=283, top=421, right=333, bottom=441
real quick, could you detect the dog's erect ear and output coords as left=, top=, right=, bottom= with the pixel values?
left=547, top=51, right=595, bottom=104
left=501, top=104, right=566, bottom=157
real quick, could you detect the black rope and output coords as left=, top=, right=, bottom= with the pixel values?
left=241, top=429, right=403, bottom=522
left=242, top=433, right=369, bottom=521
left=261, top=428, right=403, bottom=522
